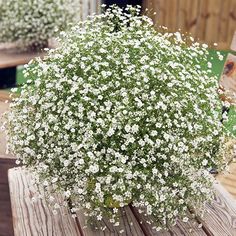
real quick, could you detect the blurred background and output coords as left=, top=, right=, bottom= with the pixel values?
left=96, top=0, right=236, bottom=50
left=143, top=0, right=236, bottom=50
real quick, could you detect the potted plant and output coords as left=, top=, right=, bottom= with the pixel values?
left=6, top=5, right=228, bottom=231
left=0, top=0, right=80, bottom=51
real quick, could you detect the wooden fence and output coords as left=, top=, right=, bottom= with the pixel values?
left=79, top=0, right=102, bottom=20
left=143, top=0, right=236, bottom=50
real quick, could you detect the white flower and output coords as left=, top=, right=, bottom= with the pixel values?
left=89, top=164, right=99, bottom=174
left=64, top=190, right=71, bottom=198
left=202, top=159, right=208, bottom=166
left=124, top=124, right=131, bottom=133
left=64, top=160, right=70, bottom=167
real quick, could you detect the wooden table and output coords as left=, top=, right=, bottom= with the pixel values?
left=8, top=167, right=236, bottom=236
left=0, top=44, right=45, bottom=88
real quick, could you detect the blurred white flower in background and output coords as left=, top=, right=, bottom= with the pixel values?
left=0, top=0, right=80, bottom=50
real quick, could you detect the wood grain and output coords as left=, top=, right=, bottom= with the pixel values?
left=200, top=183, right=236, bottom=236
left=0, top=47, right=45, bottom=69
left=130, top=206, right=207, bottom=236
left=129, top=183, right=236, bottom=236
left=76, top=206, right=144, bottom=235
left=8, top=167, right=236, bottom=236
left=218, top=163, right=236, bottom=198
left=8, top=168, right=81, bottom=236
left=0, top=91, right=11, bottom=102
left=231, top=31, right=236, bottom=51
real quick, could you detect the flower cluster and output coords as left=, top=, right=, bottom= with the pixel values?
left=6, top=6, right=227, bottom=231
left=0, top=0, right=80, bottom=50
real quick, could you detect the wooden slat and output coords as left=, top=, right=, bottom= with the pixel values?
left=0, top=91, right=11, bottom=102
left=227, top=0, right=236, bottom=49
left=217, top=163, right=236, bottom=199
left=8, top=168, right=81, bottom=236
left=205, top=0, right=221, bottom=44
left=156, top=0, right=166, bottom=28
left=218, top=0, right=231, bottom=43
left=231, top=31, right=236, bottom=51
left=186, top=0, right=200, bottom=36
left=130, top=206, right=207, bottom=236
left=76, top=206, right=144, bottom=235
left=96, top=0, right=102, bottom=15
left=89, top=0, right=97, bottom=15
left=177, top=0, right=188, bottom=32
left=0, top=101, right=13, bottom=156
left=0, top=47, right=45, bottom=69
left=200, top=183, right=236, bottom=236
left=82, top=0, right=89, bottom=21
left=165, top=0, right=178, bottom=31
left=129, top=183, right=236, bottom=236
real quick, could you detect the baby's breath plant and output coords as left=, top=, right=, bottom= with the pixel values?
left=0, top=0, right=79, bottom=50
left=6, top=6, right=227, bottom=231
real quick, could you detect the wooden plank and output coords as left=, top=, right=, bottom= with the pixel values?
left=218, top=0, right=231, bottom=44
left=231, top=31, right=236, bottom=51
left=89, top=0, right=97, bottom=15
left=205, top=0, right=221, bottom=44
left=228, top=0, right=236, bottom=50
left=8, top=168, right=81, bottom=236
left=96, top=0, right=101, bottom=14
left=187, top=0, right=200, bottom=37
left=0, top=91, right=11, bottom=102
left=156, top=0, right=166, bottom=28
left=165, top=0, right=178, bottom=31
left=0, top=157, right=16, bottom=184
left=82, top=0, right=89, bottom=21
left=129, top=183, right=236, bottom=236
left=217, top=163, right=236, bottom=199
left=0, top=101, right=12, bottom=156
left=177, top=0, right=188, bottom=32
left=0, top=47, right=45, bottom=69
left=0, top=183, right=14, bottom=236
left=130, top=205, right=207, bottom=236
left=200, top=183, right=236, bottom=236
left=76, top=206, right=144, bottom=235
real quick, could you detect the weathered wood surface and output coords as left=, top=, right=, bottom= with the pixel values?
left=231, top=31, right=236, bottom=51
left=76, top=207, right=144, bottom=236
left=143, top=0, right=236, bottom=50
left=130, top=183, right=236, bottom=236
left=8, top=168, right=81, bottom=236
left=130, top=206, right=207, bottom=236
left=200, top=183, right=236, bottom=236
left=0, top=47, right=44, bottom=69
left=0, top=100, right=15, bottom=157
left=217, top=163, right=236, bottom=198
left=79, top=0, right=101, bottom=21
left=8, top=168, right=236, bottom=236
left=0, top=90, right=11, bottom=102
